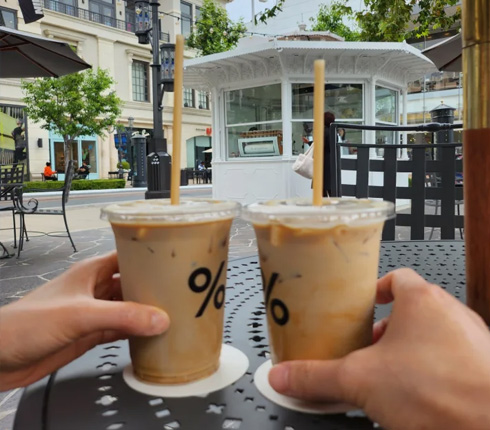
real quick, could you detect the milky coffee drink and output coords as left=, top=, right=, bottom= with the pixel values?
left=242, top=198, right=394, bottom=363
left=101, top=199, right=239, bottom=384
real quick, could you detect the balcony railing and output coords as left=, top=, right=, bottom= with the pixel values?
left=42, top=0, right=169, bottom=42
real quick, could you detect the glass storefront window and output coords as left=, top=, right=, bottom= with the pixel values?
left=226, top=122, right=283, bottom=158
left=375, top=86, right=397, bottom=123
left=53, top=141, right=65, bottom=171
left=375, top=86, right=398, bottom=156
left=292, top=83, right=363, bottom=120
left=70, top=141, right=79, bottom=169
left=53, top=139, right=97, bottom=174
left=407, top=71, right=462, bottom=94
left=291, top=121, right=313, bottom=156
left=186, top=136, right=211, bottom=168
left=82, top=140, right=97, bottom=173
left=291, top=83, right=364, bottom=155
left=226, top=84, right=282, bottom=126
left=225, top=84, right=282, bottom=158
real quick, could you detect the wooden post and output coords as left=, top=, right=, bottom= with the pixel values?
left=463, top=0, right=490, bottom=323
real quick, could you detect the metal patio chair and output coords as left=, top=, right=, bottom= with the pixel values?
left=0, top=163, right=25, bottom=250
left=16, top=160, right=77, bottom=257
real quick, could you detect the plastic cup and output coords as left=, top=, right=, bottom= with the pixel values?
left=242, top=197, right=395, bottom=363
left=101, top=199, right=240, bottom=384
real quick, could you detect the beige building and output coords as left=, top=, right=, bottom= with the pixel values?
left=0, top=0, right=224, bottom=178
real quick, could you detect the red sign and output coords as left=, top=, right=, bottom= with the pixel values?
left=206, top=127, right=212, bottom=136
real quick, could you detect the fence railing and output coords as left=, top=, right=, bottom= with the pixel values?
left=42, top=0, right=169, bottom=42
left=329, top=122, right=464, bottom=240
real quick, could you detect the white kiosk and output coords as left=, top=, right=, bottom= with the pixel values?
left=184, top=34, right=436, bottom=205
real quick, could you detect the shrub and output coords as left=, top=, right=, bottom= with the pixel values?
left=117, top=161, right=130, bottom=170
left=23, top=179, right=126, bottom=192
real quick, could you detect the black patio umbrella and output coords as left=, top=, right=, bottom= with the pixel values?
left=422, top=33, right=462, bottom=72
left=0, top=26, right=91, bottom=78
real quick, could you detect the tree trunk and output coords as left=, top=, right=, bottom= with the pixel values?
left=64, top=136, right=71, bottom=173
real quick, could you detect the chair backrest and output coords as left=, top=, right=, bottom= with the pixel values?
left=0, top=164, right=25, bottom=201
left=62, top=160, right=75, bottom=205
left=330, top=123, right=463, bottom=241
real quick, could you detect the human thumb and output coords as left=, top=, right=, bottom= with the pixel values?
left=72, top=300, right=170, bottom=338
left=269, top=359, right=361, bottom=405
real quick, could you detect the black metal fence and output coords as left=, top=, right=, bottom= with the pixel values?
left=329, top=122, right=464, bottom=240
left=42, top=0, right=169, bottom=42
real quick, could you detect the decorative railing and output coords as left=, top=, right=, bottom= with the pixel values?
left=42, top=0, right=169, bottom=42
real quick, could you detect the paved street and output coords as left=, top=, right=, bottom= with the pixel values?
left=0, top=187, right=462, bottom=429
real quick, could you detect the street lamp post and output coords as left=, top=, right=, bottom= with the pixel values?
left=116, top=124, right=125, bottom=179
left=135, top=0, right=175, bottom=199
left=127, top=116, right=134, bottom=182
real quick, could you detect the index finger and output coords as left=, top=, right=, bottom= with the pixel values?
left=376, top=268, right=429, bottom=304
left=67, top=251, right=119, bottom=296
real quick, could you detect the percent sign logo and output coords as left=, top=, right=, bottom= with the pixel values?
left=261, top=270, right=289, bottom=326
left=188, top=261, right=226, bottom=318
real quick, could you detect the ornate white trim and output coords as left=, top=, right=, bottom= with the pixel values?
left=42, top=28, right=86, bottom=57
left=125, top=48, right=152, bottom=62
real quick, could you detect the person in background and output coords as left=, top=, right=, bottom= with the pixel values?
left=198, top=161, right=209, bottom=183
left=302, top=122, right=313, bottom=152
left=337, top=127, right=346, bottom=143
left=76, top=160, right=90, bottom=179
left=43, top=162, right=58, bottom=181
left=12, top=120, right=26, bottom=164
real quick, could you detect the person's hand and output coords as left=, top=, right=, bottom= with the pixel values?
left=0, top=252, right=169, bottom=391
left=269, top=269, right=490, bottom=430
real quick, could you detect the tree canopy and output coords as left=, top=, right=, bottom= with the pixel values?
left=257, top=0, right=461, bottom=42
left=22, top=68, right=122, bottom=170
left=187, top=0, right=246, bottom=56
left=310, top=2, right=360, bottom=41
left=255, top=0, right=285, bottom=25
left=347, top=0, right=461, bottom=42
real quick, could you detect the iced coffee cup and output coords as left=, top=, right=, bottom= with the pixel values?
left=101, top=199, right=240, bottom=384
left=242, top=197, right=394, bottom=363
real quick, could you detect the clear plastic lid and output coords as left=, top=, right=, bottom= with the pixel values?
left=242, top=198, right=395, bottom=227
left=101, top=199, right=240, bottom=224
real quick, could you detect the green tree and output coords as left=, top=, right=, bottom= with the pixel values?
left=187, top=0, right=247, bottom=56
left=325, top=0, right=461, bottom=42
left=310, top=2, right=361, bottom=41
left=22, top=68, right=122, bottom=171
left=255, top=0, right=285, bottom=25
left=258, top=0, right=460, bottom=42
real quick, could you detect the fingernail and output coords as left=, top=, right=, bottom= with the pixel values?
left=268, top=364, right=289, bottom=394
left=150, top=310, right=170, bottom=334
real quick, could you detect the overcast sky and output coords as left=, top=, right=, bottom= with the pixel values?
left=226, top=0, right=278, bottom=23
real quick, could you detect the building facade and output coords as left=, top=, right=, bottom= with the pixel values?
left=0, top=0, right=223, bottom=178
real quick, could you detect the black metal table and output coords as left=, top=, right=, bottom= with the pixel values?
left=14, top=241, right=466, bottom=430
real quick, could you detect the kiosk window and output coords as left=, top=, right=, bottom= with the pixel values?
left=225, top=84, right=282, bottom=159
